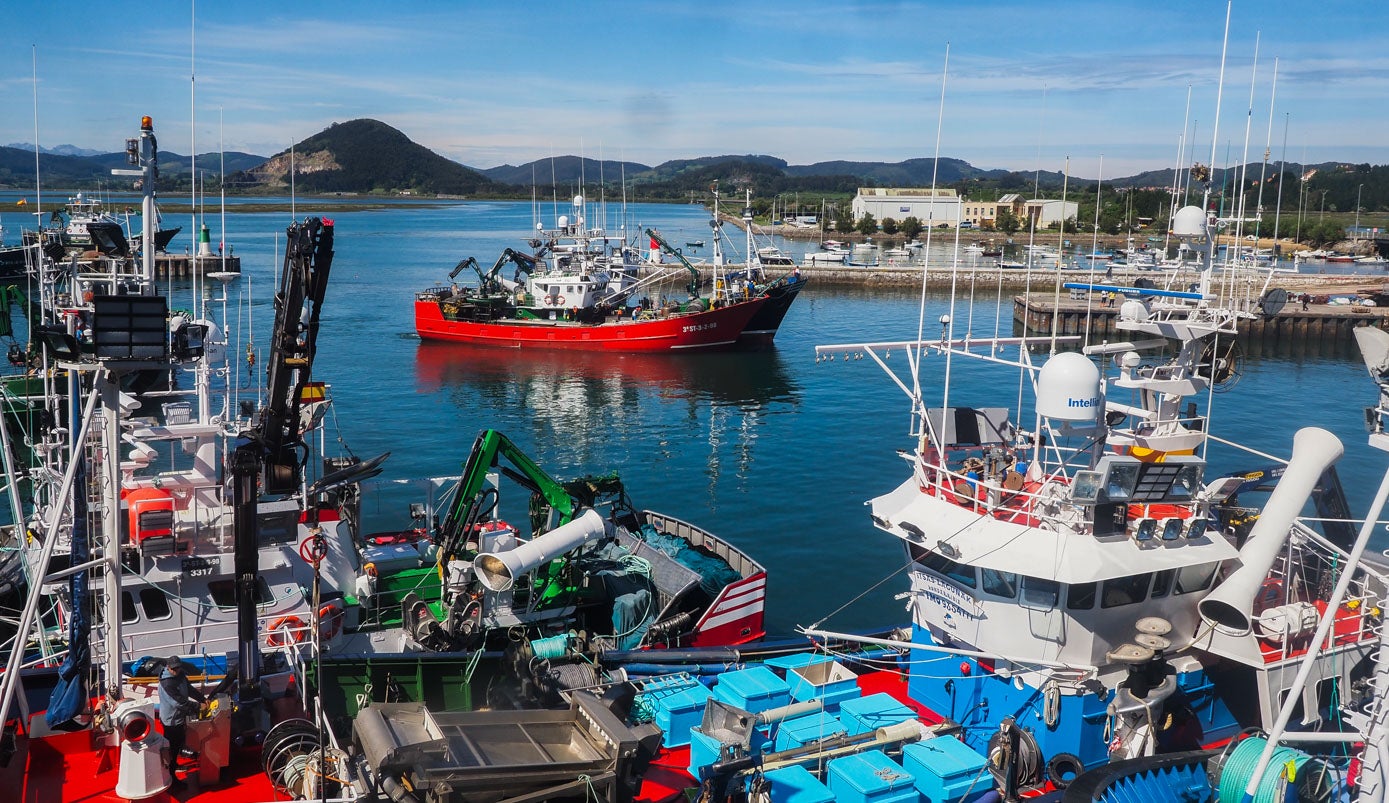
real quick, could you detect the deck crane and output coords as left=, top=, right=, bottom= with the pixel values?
left=228, top=217, right=379, bottom=729
left=644, top=228, right=703, bottom=299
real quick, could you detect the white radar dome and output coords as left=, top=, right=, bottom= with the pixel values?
left=557, top=215, right=570, bottom=228
left=1171, top=206, right=1206, bottom=237
left=572, top=194, right=584, bottom=207
left=1118, top=299, right=1149, bottom=323
left=1037, top=352, right=1101, bottom=422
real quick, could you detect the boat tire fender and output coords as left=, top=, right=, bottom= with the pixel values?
left=1046, top=752, right=1083, bottom=789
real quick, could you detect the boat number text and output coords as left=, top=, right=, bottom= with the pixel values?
left=181, top=557, right=215, bottom=577
left=682, top=322, right=717, bottom=333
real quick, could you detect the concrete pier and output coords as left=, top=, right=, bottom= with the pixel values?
left=151, top=253, right=241, bottom=278
left=1012, top=294, right=1389, bottom=349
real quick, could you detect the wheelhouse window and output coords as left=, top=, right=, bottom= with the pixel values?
left=208, top=578, right=274, bottom=609
left=1102, top=573, right=1153, bottom=608
left=920, top=550, right=977, bottom=589
left=1021, top=576, right=1060, bottom=608
left=981, top=568, right=1018, bottom=599
left=139, top=588, right=172, bottom=620
left=1151, top=569, right=1174, bottom=599
left=1175, top=563, right=1218, bottom=594
left=121, top=591, right=139, bottom=623
left=1066, top=581, right=1097, bottom=610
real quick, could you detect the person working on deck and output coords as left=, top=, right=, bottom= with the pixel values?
left=159, top=656, right=206, bottom=785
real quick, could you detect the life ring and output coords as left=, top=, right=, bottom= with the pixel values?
left=552, top=295, right=566, bottom=306
left=266, top=616, right=306, bottom=647
left=318, top=602, right=345, bottom=640
left=1046, top=752, right=1084, bottom=789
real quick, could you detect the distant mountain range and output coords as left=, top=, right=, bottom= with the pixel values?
left=5, top=143, right=105, bottom=158
left=0, top=145, right=270, bottom=190
left=2, top=118, right=1377, bottom=212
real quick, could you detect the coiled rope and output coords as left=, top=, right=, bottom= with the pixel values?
left=1216, top=736, right=1316, bottom=803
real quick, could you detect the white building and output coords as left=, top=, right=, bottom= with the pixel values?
left=851, top=188, right=961, bottom=227
left=1025, top=199, right=1078, bottom=228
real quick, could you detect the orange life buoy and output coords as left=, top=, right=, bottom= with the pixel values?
left=266, top=615, right=306, bottom=647
left=318, top=602, right=344, bottom=640
left=554, top=295, right=566, bottom=306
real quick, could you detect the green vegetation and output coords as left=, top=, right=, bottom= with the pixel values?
left=7, top=118, right=1388, bottom=251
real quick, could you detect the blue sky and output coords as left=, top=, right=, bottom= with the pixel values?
left=2, top=0, right=1384, bottom=178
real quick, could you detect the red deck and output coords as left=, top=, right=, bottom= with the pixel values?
left=3, top=725, right=279, bottom=803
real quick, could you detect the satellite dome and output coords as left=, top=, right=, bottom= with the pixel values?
left=1171, top=206, right=1206, bottom=237
left=1119, top=299, right=1149, bottom=323
left=1037, top=352, right=1101, bottom=422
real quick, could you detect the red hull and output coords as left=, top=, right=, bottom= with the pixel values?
left=415, top=298, right=768, bottom=352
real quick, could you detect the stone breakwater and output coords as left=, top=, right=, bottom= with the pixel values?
left=694, top=262, right=1385, bottom=295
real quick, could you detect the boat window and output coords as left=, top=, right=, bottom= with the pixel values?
left=1151, top=569, right=1174, bottom=599
left=207, top=578, right=274, bottom=609
left=1174, top=563, right=1218, bottom=594
left=1021, top=576, right=1060, bottom=608
left=139, top=588, right=172, bottom=621
left=921, top=550, right=977, bottom=589
left=121, top=591, right=139, bottom=624
left=1066, top=582, right=1097, bottom=610
left=1102, top=573, right=1152, bottom=608
left=981, top=569, right=1018, bottom=599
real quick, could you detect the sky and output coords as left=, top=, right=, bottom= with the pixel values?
left=2, top=0, right=1386, bottom=179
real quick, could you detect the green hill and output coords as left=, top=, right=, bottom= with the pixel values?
left=232, top=119, right=502, bottom=196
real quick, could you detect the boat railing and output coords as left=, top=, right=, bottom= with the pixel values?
left=917, top=456, right=1063, bottom=530
left=640, top=510, right=765, bottom=576
left=1248, top=521, right=1389, bottom=663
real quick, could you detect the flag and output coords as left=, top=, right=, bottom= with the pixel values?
left=15, top=199, right=26, bottom=206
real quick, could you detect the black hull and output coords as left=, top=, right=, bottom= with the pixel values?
left=737, top=276, right=807, bottom=348
left=0, top=246, right=34, bottom=282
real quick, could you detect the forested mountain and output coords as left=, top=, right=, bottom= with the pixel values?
left=227, top=119, right=501, bottom=195
left=481, top=156, right=651, bottom=186
left=6, top=116, right=1386, bottom=220
left=0, top=146, right=267, bottom=190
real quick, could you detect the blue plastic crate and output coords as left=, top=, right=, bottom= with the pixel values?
left=712, top=666, right=791, bottom=714
left=836, top=692, right=917, bottom=736
left=826, top=750, right=919, bottom=803
left=785, top=659, right=859, bottom=708
left=901, top=737, right=990, bottom=803
left=765, top=653, right=832, bottom=671
left=760, top=765, right=834, bottom=803
left=773, top=710, right=847, bottom=751
left=650, top=682, right=713, bottom=747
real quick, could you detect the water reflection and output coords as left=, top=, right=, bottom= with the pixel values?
left=413, top=343, right=800, bottom=501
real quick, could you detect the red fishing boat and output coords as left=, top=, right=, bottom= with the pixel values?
left=414, top=195, right=770, bottom=352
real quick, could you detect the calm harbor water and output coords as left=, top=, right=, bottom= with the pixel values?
left=3, top=195, right=1382, bottom=636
